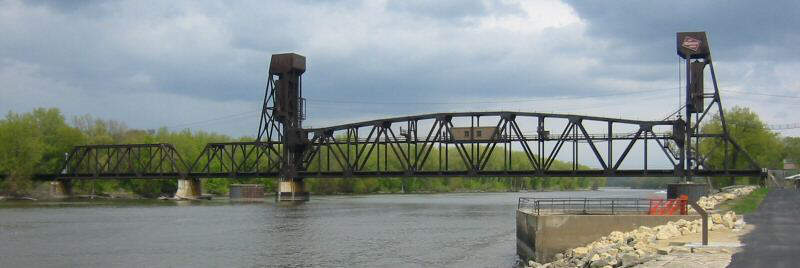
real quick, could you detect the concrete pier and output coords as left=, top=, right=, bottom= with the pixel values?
left=49, top=180, right=72, bottom=198
left=174, top=178, right=202, bottom=199
left=276, top=179, right=309, bottom=202
left=50, top=180, right=72, bottom=198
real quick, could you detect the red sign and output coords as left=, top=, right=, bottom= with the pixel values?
left=682, top=36, right=701, bottom=52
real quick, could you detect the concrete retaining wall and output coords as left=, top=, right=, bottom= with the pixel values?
left=516, top=210, right=699, bottom=262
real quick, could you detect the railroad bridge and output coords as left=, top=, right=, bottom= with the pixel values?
left=24, top=32, right=764, bottom=201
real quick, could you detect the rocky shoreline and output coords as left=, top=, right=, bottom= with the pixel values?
left=524, top=186, right=758, bottom=268
left=695, top=186, right=756, bottom=210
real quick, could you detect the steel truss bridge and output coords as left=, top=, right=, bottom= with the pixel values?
left=23, top=32, right=763, bottom=185
left=45, top=112, right=759, bottom=181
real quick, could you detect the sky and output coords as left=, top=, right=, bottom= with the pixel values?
left=1, top=0, right=798, bottom=138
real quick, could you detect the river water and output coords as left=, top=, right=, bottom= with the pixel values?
left=0, top=189, right=661, bottom=267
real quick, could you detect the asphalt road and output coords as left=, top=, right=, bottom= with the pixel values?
left=729, top=188, right=800, bottom=268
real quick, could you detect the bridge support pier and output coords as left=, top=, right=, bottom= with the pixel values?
left=49, top=180, right=72, bottom=198
left=175, top=178, right=202, bottom=199
left=276, top=178, right=309, bottom=202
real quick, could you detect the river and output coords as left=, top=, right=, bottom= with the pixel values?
left=0, top=189, right=662, bottom=267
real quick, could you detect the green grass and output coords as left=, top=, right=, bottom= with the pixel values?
left=726, top=188, right=770, bottom=214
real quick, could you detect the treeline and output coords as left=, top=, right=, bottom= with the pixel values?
left=0, top=108, right=244, bottom=197
left=0, top=108, right=603, bottom=197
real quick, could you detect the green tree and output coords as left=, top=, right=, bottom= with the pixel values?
left=30, top=108, right=85, bottom=172
left=700, top=106, right=782, bottom=186
left=781, top=137, right=800, bottom=164
left=0, top=112, right=44, bottom=196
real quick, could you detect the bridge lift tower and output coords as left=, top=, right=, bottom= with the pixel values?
left=676, top=32, right=760, bottom=185
left=257, top=53, right=310, bottom=201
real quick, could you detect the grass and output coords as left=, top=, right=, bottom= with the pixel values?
left=724, top=188, right=770, bottom=214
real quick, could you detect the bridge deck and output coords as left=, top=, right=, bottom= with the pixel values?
left=31, top=169, right=764, bottom=180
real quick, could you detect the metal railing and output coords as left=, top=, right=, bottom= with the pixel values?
left=340, top=131, right=673, bottom=143
left=518, top=197, right=653, bottom=215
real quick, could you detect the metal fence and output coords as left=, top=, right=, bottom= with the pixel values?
left=518, top=197, right=653, bottom=215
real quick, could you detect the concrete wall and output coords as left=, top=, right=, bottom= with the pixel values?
left=516, top=210, right=699, bottom=262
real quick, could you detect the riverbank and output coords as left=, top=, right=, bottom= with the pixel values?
left=525, top=211, right=746, bottom=268
left=2, top=186, right=609, bottom=202
left=719, top=188, right=769, bottom=214
left=636, top=223, right=753, bottom=268
left=522, top=185, right=761, bottom=268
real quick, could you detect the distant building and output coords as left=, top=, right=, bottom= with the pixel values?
left=784, top=159, right=798, bottom=170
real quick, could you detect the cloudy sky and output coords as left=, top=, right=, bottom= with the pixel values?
left=1, top=0, right=798, bottom=138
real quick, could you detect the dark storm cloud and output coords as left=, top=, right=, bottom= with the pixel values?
left=0, top=0, right=284, bottom=102
left=563, top=0, right=800, bottom=62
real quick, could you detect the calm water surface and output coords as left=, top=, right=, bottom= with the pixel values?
left=0, top=189, right=661, bottom=267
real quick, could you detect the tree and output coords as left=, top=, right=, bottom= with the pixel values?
left=699, top=106, right=782, bottom=186
left=0, top=112, right=44, bottom=196
left=31, top=108, right=85, bottom=173
left=781, top=137, right=800, bottom=164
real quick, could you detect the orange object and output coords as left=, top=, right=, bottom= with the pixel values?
left=648, top=194, right=689, bottom=215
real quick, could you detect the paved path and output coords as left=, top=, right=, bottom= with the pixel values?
left=729, top=189, right=800, bottom=268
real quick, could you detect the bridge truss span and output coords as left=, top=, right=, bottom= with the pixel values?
left=298, top=111, right=757, bottom=178
left=60, top=143, right=189, bottom=180
left=53, top=111, right=760, bottom=181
